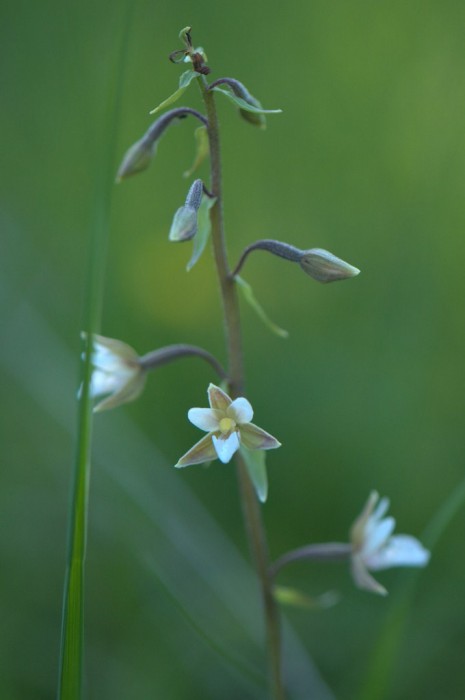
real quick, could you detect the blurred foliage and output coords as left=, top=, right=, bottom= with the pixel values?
left=1, top=0, right=465, bottom=698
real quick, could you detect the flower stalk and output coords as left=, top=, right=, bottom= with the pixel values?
left=198, top=76, right=286, bottom=700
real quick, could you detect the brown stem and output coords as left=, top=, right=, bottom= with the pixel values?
left=198, top=76, right=285, bottom=700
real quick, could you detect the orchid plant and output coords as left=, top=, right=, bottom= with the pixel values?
left=60, top=27, right=430, bottom=700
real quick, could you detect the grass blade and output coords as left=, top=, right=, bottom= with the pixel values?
left=57, top=6, right=133, bottom=699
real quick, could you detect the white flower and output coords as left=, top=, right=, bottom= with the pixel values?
left=350, top=491, right=430, bottom=595
left=175, top=383, right=281, bottom=467
left=84, top=334, right=146, bottom=412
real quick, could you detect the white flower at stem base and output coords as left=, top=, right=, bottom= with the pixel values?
left=84, top=334, right=146, bottom=412
left=175, top=383, right=281, bottom=467
left=350, top=491, right=430, bottom=596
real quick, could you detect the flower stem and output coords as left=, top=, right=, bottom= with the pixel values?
left=139, top=343, right=226, bottom=379
left=199, top=76, right=285, bottom=700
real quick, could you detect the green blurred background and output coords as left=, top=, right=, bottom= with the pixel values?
left=2, top=0, right=465, bottom=698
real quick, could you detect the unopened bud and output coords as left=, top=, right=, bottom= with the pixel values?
left=169, top=179, right=203, bottom=241
left=169, top=206, right=198, bottom=242
left=116, top=109, right=207, bottom=183
left=299, top=248, right=360, bottom=283
left=116, top=137, right=155, bottom=182
left=238, top=93, right=266, bottom=128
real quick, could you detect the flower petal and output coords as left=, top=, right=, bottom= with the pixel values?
left=240, top=423, right=281, bottom=450
left=90, top=369, right=122, bottom=398
left=362, top=516, right=396, bottom=558
left=366, top=535, right=430, bottom=571
left=228, top=397, right=253, bottom=424
left=93, top=371, right=147, bottom=412
left=373, top=496, right=390, bottom=522
left=91, top=334, right=140, bottom=366
left=351, top=554, right=387, bottom=596
left=188, top=408, right=223, bottom=432
left=175, top=433, right=217, bottom=468
left=207, top=383, right=232, bottom=411
left=212, top=431, right=240, bottom=463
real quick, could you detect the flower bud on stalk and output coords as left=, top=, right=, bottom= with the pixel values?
left=231, top=238, right=360, bottom=283
left=116, top=108, right=207, bottom=181
left=209, top=77, right=267, bottom=128
left=169, top=179, right=204, bottom=242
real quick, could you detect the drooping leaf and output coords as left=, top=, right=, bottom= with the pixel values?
left=150, top=70, right=198, bottom=115
left=183, top=126, right=210, bottom=178
left=186, top=195, right=217, bottom=271
left=239, top=445, right=268, bottom=503
left=235, top=276, right=289, bottom=339
left=211, top=86, right=282, bottom=116
left=274, top=586, right=341, bottom=611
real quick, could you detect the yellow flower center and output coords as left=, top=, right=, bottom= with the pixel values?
left=219, top=417, right=236, bottom=434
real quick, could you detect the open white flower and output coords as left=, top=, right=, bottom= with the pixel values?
left=350, top=491, right=430, bottom=595
left=175, top=383, right=281, bottom=467
left=84, top=334, right=146, bottom=412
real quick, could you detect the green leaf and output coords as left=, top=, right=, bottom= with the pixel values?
left=274, top=586, right=340, bottom=611
left=211, top=86, right=282, bottom=115
left=239, top=445, right=268, bottom=503
left=183, top=126, right=209, bottom=178
left=186, top=195, right=216, bottom=271
left=235, top=276, right=289, bottom=339
left=149, top=70, right=198, bottom=115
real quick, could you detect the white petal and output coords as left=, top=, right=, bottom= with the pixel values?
left=228, top=397, right=253, bottom=424
left=90, top=370, right=121, bottom=397
left=212, top=432, right=240, bottom=463
left=363, top=517, right=396, bottom=558
left=373, top=496, right=390, bottom=522
left=366, top=535, right=430, bottom=571
left=188, top=408, right=223, bottom=432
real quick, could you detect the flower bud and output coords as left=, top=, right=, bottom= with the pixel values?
left=169, top=205, right=198, bottom=242
left=116, top=137, right=156, bottom=182
left=169, top=179, right=204, bottom=242
left=299, top=248, right=360, bottom=283
left=237, top=92, right=266, bottom=128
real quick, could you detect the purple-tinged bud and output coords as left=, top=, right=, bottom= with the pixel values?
left=116, top=109, right=207, bottom=182
left=116, top=137, right=156, bottom=182
left=299, top=249, right=360, bottom=283
left=169, top=179, right=204, bottom=242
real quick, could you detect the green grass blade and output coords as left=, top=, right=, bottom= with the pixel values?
left=57, top=6, right=133, bottom=699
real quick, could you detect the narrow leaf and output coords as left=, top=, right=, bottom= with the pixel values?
left=212, top=86, right=282, bottom=115
left=186, top=195, right=216, bottom=271
left=235, top=276, right=289, bottom=339
left=150, top=70, right=197, bottom=115
left=239, top=445, right=268, bottom=503
left=183, top=126, right=210, bottom=178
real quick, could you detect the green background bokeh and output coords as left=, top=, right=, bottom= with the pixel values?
left=1, top=1, right=465, bottom=698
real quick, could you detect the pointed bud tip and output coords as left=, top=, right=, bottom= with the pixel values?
left=300, top=249, right=361, bottom=283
